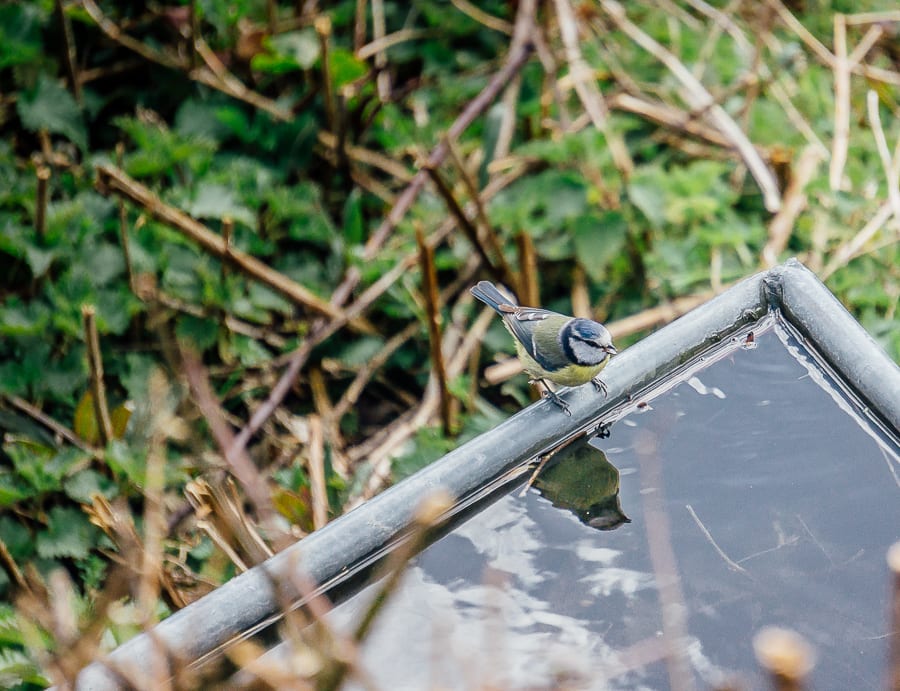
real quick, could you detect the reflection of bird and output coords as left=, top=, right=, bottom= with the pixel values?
left=534, top=436, right=630, bottom=531
left=470, top=281, right=617, bottom=415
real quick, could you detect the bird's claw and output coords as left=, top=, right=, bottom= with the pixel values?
left=542, top=388, right=571, bottom=416
left=591, top=376, right=608, bottom=397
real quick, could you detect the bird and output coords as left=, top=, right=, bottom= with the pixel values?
left=470, top=280, right=617, bottom=415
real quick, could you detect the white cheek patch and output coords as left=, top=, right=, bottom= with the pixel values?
left=569, top=338, right=602, bottom=365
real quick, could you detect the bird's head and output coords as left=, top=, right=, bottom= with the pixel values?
left=562, top=318, right=617, bottom=366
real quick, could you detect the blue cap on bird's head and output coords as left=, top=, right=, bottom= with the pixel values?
left=569, top=318, right=616, bottom=353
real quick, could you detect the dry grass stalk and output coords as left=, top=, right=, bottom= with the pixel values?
left=417, top=225, right=454, bottom=435
left=55, top=0, right=81, bottom=100
left=516, top=231, right=539, bottom=308
left=763, top=146, right=824, bottom=268
left=34, top=166, right=50, bottom=239
left=95, top=164, right=371, bottom=332
left=600, top=0, right=781, bottom=212
left=554, top=0, right=634, bottom=178
left=306, top=415, right=329, bottom=530
left=82, top=305, right=114, bottom=446
left=822, top=200, right=894, bottom=280
left=362, top=3, right=536, bottom=259
left=80, top=0, right=292, bottom=120
left=866, top=90, right=900, bottom=224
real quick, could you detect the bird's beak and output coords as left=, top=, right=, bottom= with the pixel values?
left=606, top=345, right=618, bottom=356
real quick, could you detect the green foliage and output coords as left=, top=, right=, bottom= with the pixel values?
left=0, top=0, right=898, bottom=684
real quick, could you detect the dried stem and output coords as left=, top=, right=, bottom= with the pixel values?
left=445, top=136, right=517, bottom=288
left=417, top=224, right=454, bottom=435
left=35, top=166, right=50, bottom=240
left=2, top=395, right=102, bottom=458
left=221, top=216, right=234, bottom=282
left=80, top=0, right=292, bottom=120
left=867, top=90, right=900, bottom=224
left=55, top=0, right=81, bottom=100
left=554, top=0, right=633, bottom=178
left=363, top=8, right=535, bottom=259
left=94, top=164, right=370, bottom=331
left=82, top=305, right=114, bottom=446
left=332, top=321, right=419, bottom=421
left=424, top=163, right=506, bottom=286
left=181, top=349, right=288, bottom=549
left=600, top=0, right=781, bottom=212
left=763, top=146, right=823, bottom=267
left=306, top=415, right=329, bottom=530
left=515, top=231, right=539, bottom=307
left=822, top=200, right=894, bottom=280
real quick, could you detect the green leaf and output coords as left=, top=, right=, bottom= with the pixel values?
left=36, top=506, right=96, bottom=560
left=330, top=48, right=368, bottom=87
left=17, top=76, right=87, bottom=150
left=572, top=212, right=629, bottom=282
left=270, top=29, right=320, bottom=70
left=176, top=315, right=220, bottom=351
left=0, top=4, right=45, bottom=69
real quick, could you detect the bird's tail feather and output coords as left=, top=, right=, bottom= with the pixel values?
left=470, top=281, right=517, bottom=312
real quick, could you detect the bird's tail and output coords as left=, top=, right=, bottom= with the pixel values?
left=470, top=281, right=518, bottom=312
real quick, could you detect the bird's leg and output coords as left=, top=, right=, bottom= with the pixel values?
left=530, top=378, right=571, bottom=416
left=591, top=376, right=608, bottom=397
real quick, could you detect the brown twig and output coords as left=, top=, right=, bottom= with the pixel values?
left=867, top=90, right=900, bottom=224
left=370, top=0, right=390, bottom=101
left=35, top=167, right=51, bottom=240
left=55, top=0, right=81, bottom=101
left=766, top=0, right=900, bottom=87
left=114, top=144, right=136, bottom=293
left=516, top=232, right=539, bottom=307
left=363, top=9, right=536, bottom=259
left=221, top=216, right=234, bottom=282
left=94, top=165, right=370, bottom=331
left=231, top=161, right=540, bottom=458
left=829, top=14, right=850, bottom=192
left=424, top=164, right=506, bottom=286
left=354, top=0, right=367, bottom=51
left=306, top=415, right=329, bottom=530
left=82, top=305, right=114, bottom=447
left=417, top=225, right=454, bottom=436
left=79, top=0, right=292, bottom=121
left=763, top=146, right=823, bottom=267
left=554, top=0, right=633, bottom=178
left=445, top=136, right=517, bottom=287
left=601, top=0, right=781, bottom=212
left=3, top=395, right=102, bottom=458
left=182, top=349, right=291, bottom=550
left=318, top=492, right=454, bottom=691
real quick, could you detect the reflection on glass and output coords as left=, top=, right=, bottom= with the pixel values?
left=533, top=435, right=630, bottom=531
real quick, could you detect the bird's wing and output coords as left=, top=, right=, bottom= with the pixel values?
left=504, top=308, right=569, bottom=372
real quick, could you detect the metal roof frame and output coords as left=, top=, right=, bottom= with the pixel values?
left=72, top=259, right=900, bottom=689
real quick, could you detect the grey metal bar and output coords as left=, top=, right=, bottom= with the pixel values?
left=72, top=260, right=900, bottom=689
left=769, top=259, right=900, bottom=434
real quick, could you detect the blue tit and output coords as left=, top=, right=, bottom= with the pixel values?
left=470, top=280, right=617, bottom=415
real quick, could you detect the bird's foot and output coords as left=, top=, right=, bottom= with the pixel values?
left=536, top=381, right=571, bottom=416
left=591, top=376, right=608, bottom=397
left=596, top=421, right=612, bottom=439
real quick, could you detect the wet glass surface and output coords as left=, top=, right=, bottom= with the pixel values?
left=326, top=314, right=900, bottom=690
